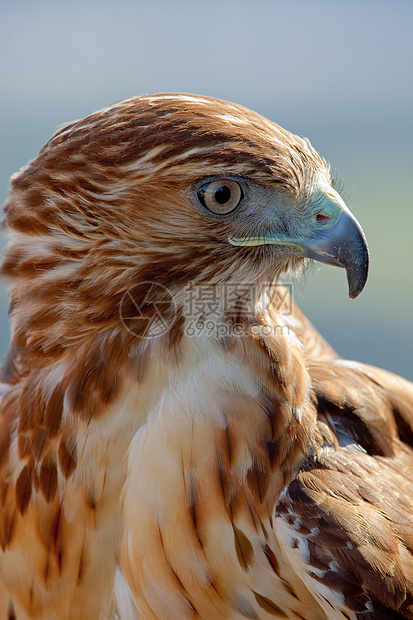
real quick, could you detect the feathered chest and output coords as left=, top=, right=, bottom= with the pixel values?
left=0, top=326, right=318, bottom=620
left=113, top=330, right=321, bottom=619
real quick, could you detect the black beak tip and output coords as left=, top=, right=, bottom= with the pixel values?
left=347, top=251, right=370, bottom=299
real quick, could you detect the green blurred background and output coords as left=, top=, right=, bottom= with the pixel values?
left=0, top=0, right=412, bottom=380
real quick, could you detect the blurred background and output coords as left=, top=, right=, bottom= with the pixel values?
left=0, top=0, right=412, bottom=379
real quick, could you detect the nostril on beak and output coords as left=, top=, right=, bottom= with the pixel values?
left=316, top=213, right=330, bottom=224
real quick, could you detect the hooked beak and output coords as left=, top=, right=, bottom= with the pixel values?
left=228, top=184, right=369, bottom=299
left=298, top=205, right=369, bottom=299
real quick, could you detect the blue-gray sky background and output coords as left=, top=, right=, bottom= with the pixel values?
left=1, top=0, right=412, bottom=379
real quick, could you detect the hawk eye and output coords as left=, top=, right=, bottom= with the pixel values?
left=197, top=179, right=243, bottom=215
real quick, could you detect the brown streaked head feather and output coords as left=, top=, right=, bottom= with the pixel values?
left=0, top=93, right=331, bottom=395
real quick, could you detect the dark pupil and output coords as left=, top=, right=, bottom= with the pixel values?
left=214, top=185, right=231, bottom=204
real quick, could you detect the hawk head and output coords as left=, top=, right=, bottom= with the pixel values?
left=1, top=93, right=368, bottom=369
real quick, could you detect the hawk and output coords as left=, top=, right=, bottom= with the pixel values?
left=0, top=94, right=412, bottom=620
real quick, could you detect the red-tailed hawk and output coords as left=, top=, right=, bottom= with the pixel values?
left=0, top=94, right=412, bottom=620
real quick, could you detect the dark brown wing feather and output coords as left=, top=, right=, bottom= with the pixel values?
left=278, top=330, right=413, bottom=618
